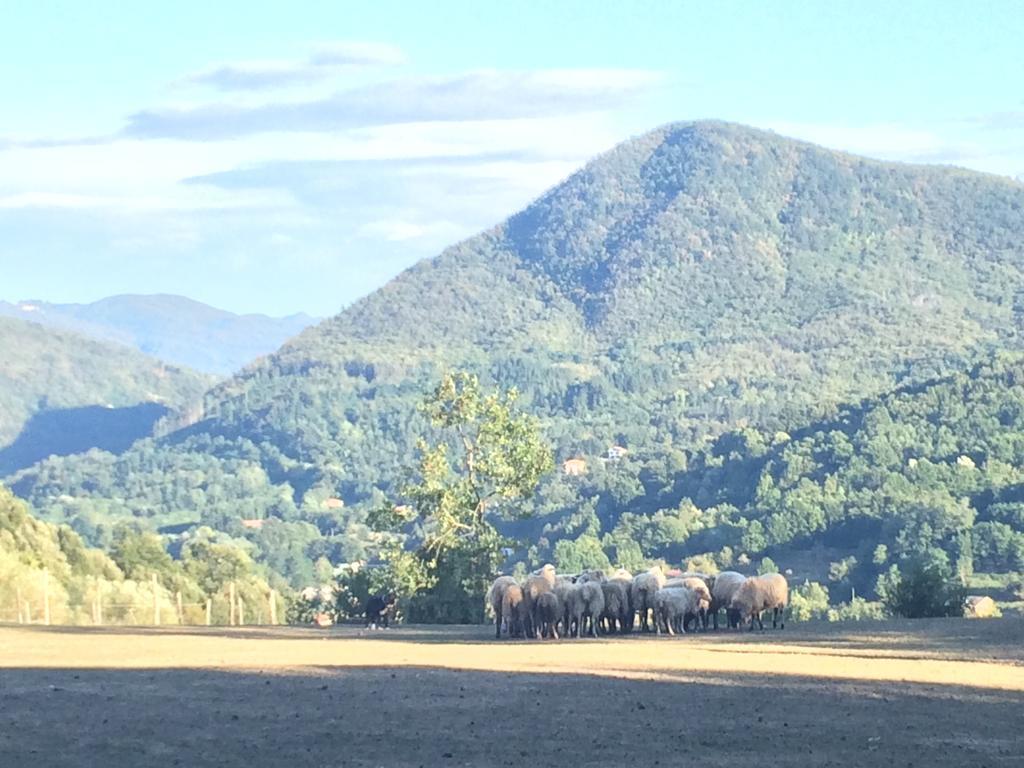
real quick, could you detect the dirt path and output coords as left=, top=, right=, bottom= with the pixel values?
left=2, top=620, right=1022, bottom=767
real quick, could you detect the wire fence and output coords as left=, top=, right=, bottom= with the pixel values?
left=1, top=569, right=282, bottom=627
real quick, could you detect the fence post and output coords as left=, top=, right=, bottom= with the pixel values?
left=176, top=591, right=183, bottom=625
left=96, top=578, right=104, bottom=626
left=238, top=597, right=245, bottom=627
left=43, top=568, right=51, bottom=626
left=205, top=598, right=212, bottom=626
left=16, top=587, right=23, bottom=624
left=24, top=600, right=31, bottom=624
left=269, top=590, right=277, bottom=625
left=229, top=582, right=236, bottom=626
left=152, top=574, right=160, bottom=626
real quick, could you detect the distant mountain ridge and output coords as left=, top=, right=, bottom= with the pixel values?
left=9, top=121, right=1024, bottom=591
left=0, top=315, right=213, bottom=474
left=0, top=294, right=319, bottom=375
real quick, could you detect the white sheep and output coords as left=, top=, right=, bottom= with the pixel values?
left=565, top=580, right=605, bottom=638
left=729, top=573, right=789, bottom=630
left=654, top=586, right=708, bottom=635
left=631, top=567, right=666, bottom=632
left=707, top=571, right=746, bottom=630
left=487, top=575, right=518, bottom=639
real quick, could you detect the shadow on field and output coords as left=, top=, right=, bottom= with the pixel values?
left=2, top=665, right=1021, bottom=768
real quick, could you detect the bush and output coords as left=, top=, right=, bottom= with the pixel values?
left=789, top=581, right=830, bottom=621
left=882, top=561, right=966, bottom=618
left=828, top=597, right=887, bottom=621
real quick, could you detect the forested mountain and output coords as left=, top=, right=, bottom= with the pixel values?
left=9, top=121, right=1024, bottom=592
left=0, top=294, right=318, bottom=375
left=0, top=316, right=213, bottom=474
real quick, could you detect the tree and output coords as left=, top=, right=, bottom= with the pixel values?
left=881, top=559, right=966, bottom=619
left=371, top=372, right=553, bottom=622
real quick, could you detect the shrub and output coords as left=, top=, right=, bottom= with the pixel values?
left=882, top=561, right=966, bottom=618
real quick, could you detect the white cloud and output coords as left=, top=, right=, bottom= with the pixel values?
left=183, top=40, right=406, bottom=92
left=357, top=219, right=465, bottom=242
left=127, top=69, right=663, bottom=140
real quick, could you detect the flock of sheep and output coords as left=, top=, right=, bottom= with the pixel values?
left=487, top=565, right=789, bottom=639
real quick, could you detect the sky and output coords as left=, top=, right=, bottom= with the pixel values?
left=1, top=1, right=1022, bottom=317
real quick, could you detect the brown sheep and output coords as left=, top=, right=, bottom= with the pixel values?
left=729, top=573, right=789, bottom=630
left=487, top=575, right=518, bottom=639
left=501, top=584, right=527, bottom=638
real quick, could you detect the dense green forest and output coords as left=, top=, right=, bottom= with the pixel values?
left=0, top=316, right=213, bottom=473
left=7, top=122, right=1024, bottom=601
left=0, top=294, right=318, bottom=375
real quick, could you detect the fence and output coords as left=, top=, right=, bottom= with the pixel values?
left=0, top=568, right=281, bottom=627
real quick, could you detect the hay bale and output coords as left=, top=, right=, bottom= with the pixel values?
left=964, top=595, right=997, bottom=618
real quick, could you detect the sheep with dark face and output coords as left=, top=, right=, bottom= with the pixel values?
left=631, top=567, right=666, bottom=632
left=487, top=575, right=518, bottom=639
left=536, top=591, right=562, bottom=639
left=365, top=592, right=396, bottom=629
left=729, top=573, right=789, bottom=630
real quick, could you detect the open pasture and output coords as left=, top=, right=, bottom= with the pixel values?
left=2, top=619, right=1023, bottom=767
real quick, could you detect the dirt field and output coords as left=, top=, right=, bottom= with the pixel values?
left=2, top=619, right=1023, bottom=767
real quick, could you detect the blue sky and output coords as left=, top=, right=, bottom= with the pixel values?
left=1, top=1, right=1022, bottom=317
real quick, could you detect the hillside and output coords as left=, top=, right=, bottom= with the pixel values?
left=0, top=294, right=318, bottom=375
left=0, top=316, right=213, bottom=474
left=9, top=121, right=1024, bottom=588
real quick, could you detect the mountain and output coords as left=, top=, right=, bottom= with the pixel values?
left=9, top=121, right=1024, bottom=590
left=0, top=294, right=319, bottom=376
left=0, top=316, right=213, bottom=475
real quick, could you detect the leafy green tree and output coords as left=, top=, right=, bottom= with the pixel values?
left=110, top=525, right=175, bottom=582
left=371, top=372, right=553, bottom=622
left=789, top=581, right=830, bottom=621
left=553, top=534, right=611, bottom=573
left=881, top=560, right=966, bottom=618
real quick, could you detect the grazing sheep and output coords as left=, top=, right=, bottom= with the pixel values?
left=566, top=580, right=605, bottom=638
left=681, top=576, right=712, bottom=632
left=729, top=573, right=789, bottom=630
left=609, top=570, right=634, bottom=631
left=654, top=586, right=707, bottom=635
left=600, top=579, right=630, bottom=634
left=524, top=564, right=558, bottom=638
left=536, top=591, right=562, bottom=639
left=707, top=571, right=746, bottom=630
left=487, top=575, right=518, bottom=639
left=501, top=584, right=527, bottom=638
left=553, top=575, right=577, bottom=635
left=631, top=567, right=666, bottom=632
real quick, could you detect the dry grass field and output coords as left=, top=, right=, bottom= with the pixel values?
left=2, top=619, right=1023, bottom=767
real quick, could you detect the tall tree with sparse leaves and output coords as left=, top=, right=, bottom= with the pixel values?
left=371, top=372, right=553, bottom=622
